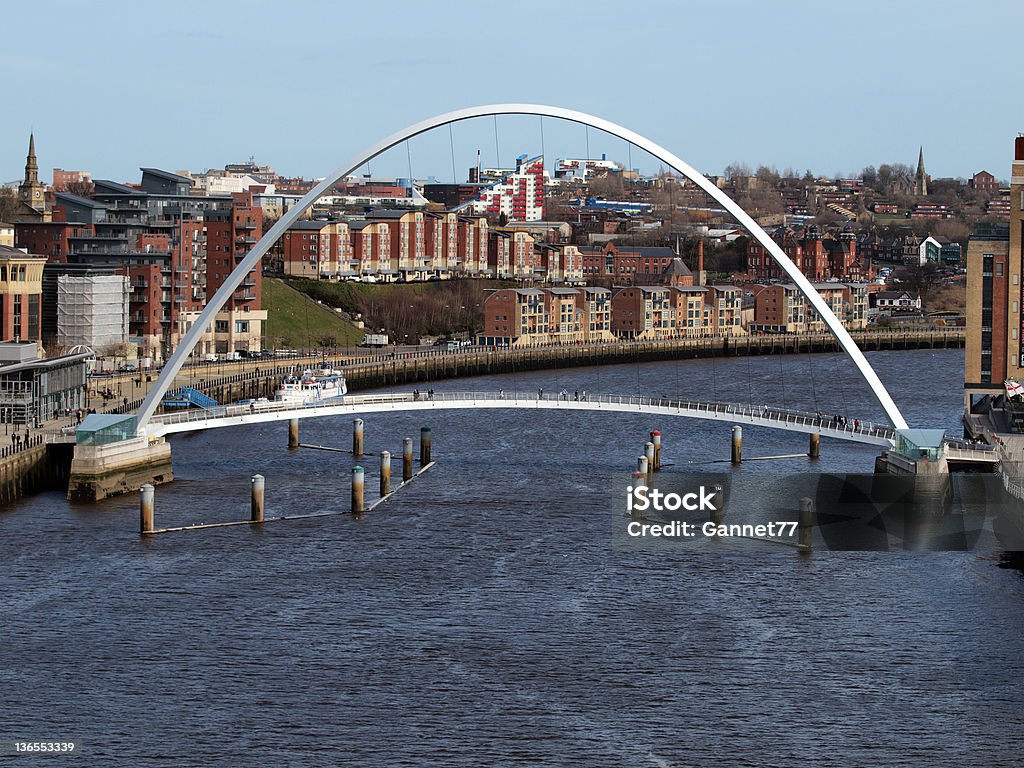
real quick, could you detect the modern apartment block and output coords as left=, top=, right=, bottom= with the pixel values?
left=751, top=283, right=868, bottom=333
left=469, top=155, right=545, bottom=222
left=281, top=220, right=355, bottom=279
left=479, top=286, right=615, bottom=347
left=611, top=286, right=675, bottom=340
left=14, top=169, right=266, bottom=358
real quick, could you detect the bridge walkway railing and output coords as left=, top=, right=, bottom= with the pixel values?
left=146, top=390, right=896, bottom=443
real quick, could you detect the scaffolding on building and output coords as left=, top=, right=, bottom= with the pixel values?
left=56, top=275, right=130, bottom=351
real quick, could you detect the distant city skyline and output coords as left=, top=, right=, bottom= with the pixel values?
left=3, top=0, right=1022, bottom=186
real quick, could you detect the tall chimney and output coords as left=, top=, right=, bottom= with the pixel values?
left=1016, top=135, right=1024, bottom=161
left=697, top=239, right=705, bottom=273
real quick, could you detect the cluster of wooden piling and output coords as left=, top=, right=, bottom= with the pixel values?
left=141, top=417, right=435, bottom=534
left=729, top=425, right=821, bottom=465
left=635, top=430, right=664, bottom=486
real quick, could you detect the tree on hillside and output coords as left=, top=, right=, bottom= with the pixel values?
left=724, top=162, right=751, bottom=180
left=588, top=173, right=623, bottom=198
left=0, top=189, right=21, bottom=222
left=896, top=261, right=941, bottom=312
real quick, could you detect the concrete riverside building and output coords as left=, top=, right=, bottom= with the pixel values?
left=0, top=341, right=89, bottom=425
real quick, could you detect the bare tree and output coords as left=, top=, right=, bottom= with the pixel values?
left=896, top=261, right=941, bottom=312
left=723, top=162, right=751, bottom=180
left=0, top=189, right=21, bottom=222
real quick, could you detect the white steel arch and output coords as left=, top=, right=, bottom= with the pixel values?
left=136, top=104, right=909, bottom=432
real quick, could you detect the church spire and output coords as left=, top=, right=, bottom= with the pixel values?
left=19, top=132, right=45, bottom=213
left=25, top=132, right=38, bottom=184
left=915, top=145, right=927, bottom=196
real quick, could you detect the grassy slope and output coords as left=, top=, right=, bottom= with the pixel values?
left=285, top=278, right=518, bottom=340
left=262, top=278, right=364, bottom=348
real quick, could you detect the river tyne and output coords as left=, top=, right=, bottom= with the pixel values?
left=2, top=348, right=1023, bottom=766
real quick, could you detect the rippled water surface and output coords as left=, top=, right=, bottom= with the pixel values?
left=3, top=349, right=1024, bottom=766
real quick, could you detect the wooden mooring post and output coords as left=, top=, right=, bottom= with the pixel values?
left=380, top=451, right=391, bottom=497
left=353, top=419, right=364, bottom=458
left=351, top=466, right=365, bottom=515
left=420, top=426, right=431, bottom=466
left=650, top=430, right=661, bottom=470
left=251, top=474, right=265, bottom=523
left=403, top=438, right=413, bottom=482
left=140, top=484, right=154, bottom=535
left=799, top=497, right=813, bottom=551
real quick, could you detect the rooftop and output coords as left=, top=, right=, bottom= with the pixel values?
left=140, top=167, right=193, bottom=184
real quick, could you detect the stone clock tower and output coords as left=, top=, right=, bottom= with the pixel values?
left=19, top=133, right=46, bottom=213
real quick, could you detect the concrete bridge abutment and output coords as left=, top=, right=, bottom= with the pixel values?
left=67, top=437, right=173, bottom=503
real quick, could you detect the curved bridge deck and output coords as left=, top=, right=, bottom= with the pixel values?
left=147, top=391, right=896, bottom=447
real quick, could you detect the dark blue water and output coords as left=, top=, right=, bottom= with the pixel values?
left=3, top=349, right=1024, bottom=766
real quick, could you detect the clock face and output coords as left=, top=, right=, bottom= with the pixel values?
left=33, top=191, right=40, bottom=198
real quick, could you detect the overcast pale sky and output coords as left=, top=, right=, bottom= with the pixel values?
left=2, top=0, right=1020, bottom=185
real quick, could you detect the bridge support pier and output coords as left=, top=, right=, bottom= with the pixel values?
left=380, top=451, right=391, bottom=497
left=288, top=419, right=299, bottom=450
left=353, top=419, right=364, bottom=458
left=403, top=438, right=413, bottom=482
left=352, top=466, right=364, bottom=515
left=420, top=427, right=431, bottom=466
left=809, top=433, right=820, bottom=460
left=731, top=426, right=743, bottom=465
left=251, top=474, right=265, bottom=523
left=650, top=431, right=661, bottom=470
left=140, top=484, right=154, bottom=534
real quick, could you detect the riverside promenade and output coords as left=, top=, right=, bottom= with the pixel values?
left=7, top=326, right=967, bottom=445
